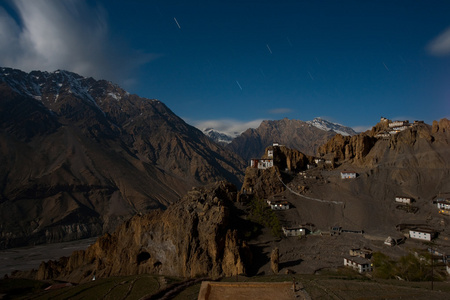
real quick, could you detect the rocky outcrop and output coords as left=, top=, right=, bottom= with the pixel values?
left=270, top=248, right=279, bottom=274
left=268, top=145, right=312, bottom=172
left=241, top=167, right=285, bottom=199
left=317, top=119, right=450, bottom=173
left=432, top=118, right=450, bottom=134
left=317, top=134, right=376, bottom=164
left=18, top=182, right=252, bottom=282
left=241, top=145, right=312, bottom=199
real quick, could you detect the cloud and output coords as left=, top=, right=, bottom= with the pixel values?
left=190, top=119, right=263, bottom=137
left=351, top=125, right=372, bottom=133
left=268, top=108, right=293, bottom=114
left=427, top=27, right=450, bottom=56
left=0, top=0, right=156, bottom=87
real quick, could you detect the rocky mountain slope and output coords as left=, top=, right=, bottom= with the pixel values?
left=14, top=182, right=252, bottom=282
left=0, top=67, right=246, bottom=249
left=226, top=118, right=350, bottom=161
left=243, top=118, right=450, bottom=235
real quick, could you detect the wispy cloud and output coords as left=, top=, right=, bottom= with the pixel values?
left=268, top=108, right=293, bottom=114
left=189, top=119, right=263, bottom=137
left=0, top=0, right=157, bottom=87
left=351, top=125, right=372, bottom=133
left=427, top=27, right=450, bottom=56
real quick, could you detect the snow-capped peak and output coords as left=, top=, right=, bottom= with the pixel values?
left=306, top=117, right=357, bottom=136
left=202, top=128, right=236, bottom=144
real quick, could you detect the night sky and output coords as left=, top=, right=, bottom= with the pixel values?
left=1, top=0, right=449, bottom=134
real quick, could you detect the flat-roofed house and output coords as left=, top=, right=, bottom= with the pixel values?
left=282, top=226, right=307, bottom=237
left=341, top=171, right=357, bottom=179
left=344, top=257, right=373, bottom=273
left=409, top=229, right=436, bottom=241
left=395, top=196, right=412, bottom=204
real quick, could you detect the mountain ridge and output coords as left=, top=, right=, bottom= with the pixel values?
left=0, top=67, right=246, bottom=249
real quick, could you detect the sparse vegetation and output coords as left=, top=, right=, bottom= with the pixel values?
left=372, top=251, right=446, bottom=282
left=247, top=197, right=282, bottom=238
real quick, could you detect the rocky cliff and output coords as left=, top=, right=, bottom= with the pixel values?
left=317, top=133, right=377, bottom=163
left=241, top=145, right=313, bottom=199
left=0, top=67, right=246, bottom=249
left=317, top=119, right=450, bottom=166
left=16, top=182, right=252, bottom=282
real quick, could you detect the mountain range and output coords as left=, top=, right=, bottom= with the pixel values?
left=225, top=118, right=356, bottom=161
left=202, top=117, right=356, bottom=151
left=0, top=67, right=245, bottom=248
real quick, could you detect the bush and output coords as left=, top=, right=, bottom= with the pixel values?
left=248, top=198, right=282, bottom=238
left=372, top=251, right=441, bottom=281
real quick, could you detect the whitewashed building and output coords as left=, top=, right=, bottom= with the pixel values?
left=250, top=159, right=274, bottom=170
left=409, top=229, right=436, bottom=241
left=395, top=196, right=412, bottom=204
left=436, top=198, right=450, bottom=210
left=269, top=200, right=290, bottom=210
left=389, top=120, right=409, bottom=128
left=341, top=171, right=357, bottom=179
left=282, top=226, right=307, bottom=237
left=344, top=257, right=373, bottom=273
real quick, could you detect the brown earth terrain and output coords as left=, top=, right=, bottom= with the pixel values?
left=241, top=118, right=450, bottom=276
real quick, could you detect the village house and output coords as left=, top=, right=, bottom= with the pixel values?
left=349, top=248, right=373, bottom=259
left=268, top=200, right=290, bottom=210
left=343, top=257, right=373, bottom=273
left=267, top=149, right=273, bottom=158
left=409, top=229, right=437, bottom=241
left=375, top=131, right=391, bottom=139
left=314, top=158, right=325, bottom=164
left=436, top=198, right=450, bottom=210
left=340, top=171, right=357, bottom=179
left=250, top=158, right=273, bottom=170
left=436, top=198, right=450, bottom=215
left=282, top=226, right=308, bottom=237
left=395, top=196, right=412, bottom=205
left=389, top=120, right=409, bottom=128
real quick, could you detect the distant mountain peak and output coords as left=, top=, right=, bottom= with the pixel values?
left=202, top=128, right=235, bottom=144
left=306, top=117, right=357, bottom=136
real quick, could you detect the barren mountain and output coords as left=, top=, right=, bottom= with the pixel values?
left=244, top=118, right=450, bottom=236
left=226, top=118, right=343, bottom=161
left=0, top=67, right=246, bottom=249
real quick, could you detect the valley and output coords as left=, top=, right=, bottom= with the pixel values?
left=1, top=67, right=450, bottom=299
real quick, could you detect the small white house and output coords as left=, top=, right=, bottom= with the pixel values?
left=269, top=200, right=290, bottom=210
left=250, top=159, right=274, bottom=170
left=344, top=257, right=372, bottom=273
left=267, top=149, right=274, bottom=158
left=341, top=171, right=357, bottom=179
left=409, top=229, right=436, bottom=241
left=436, top=199, right=450, bottom=210
left=389, top=120, right=409, bottom=128
left=282, top=226, right=307, bottom=237
left=395, top=196, right=412, bottom=204
left=314, top=158, right=325, bottom=164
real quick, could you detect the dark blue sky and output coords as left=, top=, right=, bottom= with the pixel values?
left=1, top=1, right=449, bottom=133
